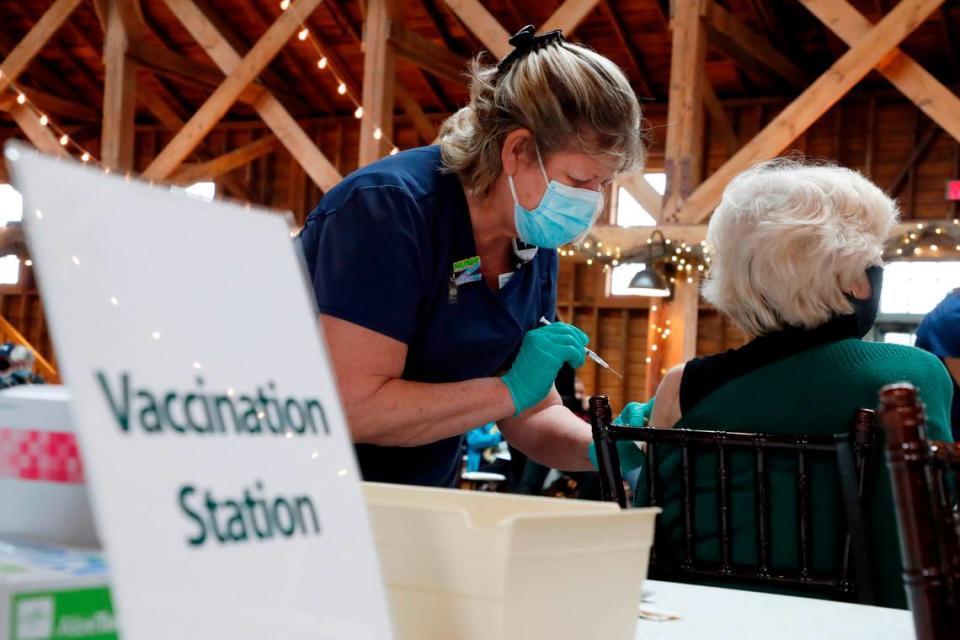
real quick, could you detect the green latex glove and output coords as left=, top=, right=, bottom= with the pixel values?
left=501, top=322, right=589, bottom=415
left=588, top=399, right=655, bottom=475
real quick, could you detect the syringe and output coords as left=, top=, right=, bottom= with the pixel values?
left=539, top=316, right=623, bottom=379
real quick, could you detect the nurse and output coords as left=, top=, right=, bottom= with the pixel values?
left=298, top=26, right=645, bottom=486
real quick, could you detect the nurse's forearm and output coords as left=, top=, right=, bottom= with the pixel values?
left=498, top=394, right=593, bottom=472
left=345, top=376, right=517, bottom=447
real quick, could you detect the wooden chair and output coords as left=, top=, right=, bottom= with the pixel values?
left=588, top=393, right=880, bottom=605
left=879, top=383, right=960, bottom=639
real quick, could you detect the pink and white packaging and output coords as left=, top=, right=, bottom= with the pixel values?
left=0, top=385, right=98, bottom=547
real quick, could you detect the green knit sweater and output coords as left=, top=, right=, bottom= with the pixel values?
left=636, top=338, right=954, bottom=609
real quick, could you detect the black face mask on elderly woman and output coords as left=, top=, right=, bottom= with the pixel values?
left=844, top=265, right=884, bottom=338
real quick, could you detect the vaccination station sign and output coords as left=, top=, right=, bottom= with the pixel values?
left=6, top=142, right=395, bottom=640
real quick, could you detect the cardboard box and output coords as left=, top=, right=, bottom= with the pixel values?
left=0, top=540, right=114, bottom=640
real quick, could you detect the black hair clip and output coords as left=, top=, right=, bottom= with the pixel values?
left=496, top=25, right=565, bottom=73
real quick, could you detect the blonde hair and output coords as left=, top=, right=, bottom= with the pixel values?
left=439, top=40, right=645, bottom=198
left=701, top=159, right=898, bottom=336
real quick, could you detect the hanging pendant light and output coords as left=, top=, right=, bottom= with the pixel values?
left=628, top=229, right=671, bottom=297
left=629, top=267, right=671, bottom=297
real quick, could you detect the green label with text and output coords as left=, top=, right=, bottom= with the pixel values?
left=452, top=256, right=480, bottom=272
left=11, top=587, right=116, bottom=640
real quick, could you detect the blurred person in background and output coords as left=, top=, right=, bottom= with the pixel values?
left=915, top=287, right=960, bottom=438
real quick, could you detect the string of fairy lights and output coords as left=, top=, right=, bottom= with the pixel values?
left=887, top=219, right=960, bottom=259
left=0, top=1, right=401, bottom=183
left=0, top=71, right=105, bottom=171
left=279, top=0, right=400, bottom=156
left=558, top=235, right=713, bottom=286
left=646, top=304, right=670, bottom=370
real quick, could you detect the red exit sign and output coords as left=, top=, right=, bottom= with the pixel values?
left=949, top=180, right=960, bottom=201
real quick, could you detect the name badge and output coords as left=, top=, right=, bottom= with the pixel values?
left=452, top=256, right=482, bottom=286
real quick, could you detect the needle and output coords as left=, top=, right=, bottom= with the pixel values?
left=539, top=316, right=623, bottom=379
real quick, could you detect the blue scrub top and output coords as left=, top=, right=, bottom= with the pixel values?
left=299, top=146, right=558, bottom=487
left=915, top=289, right=960, bottom=438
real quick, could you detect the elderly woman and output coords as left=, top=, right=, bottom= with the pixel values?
left=297, top=27, right=644, bottom=487
left=619, top=160, right=954, bottom=608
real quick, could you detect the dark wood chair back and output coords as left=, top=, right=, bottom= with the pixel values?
left=588, top=393, right=880, bottom=605
left=879, top=382, right=960, bottom=640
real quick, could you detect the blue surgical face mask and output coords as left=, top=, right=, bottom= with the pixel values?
left=508, top=148, right=601, bottom=248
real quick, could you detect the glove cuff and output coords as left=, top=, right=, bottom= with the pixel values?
left=499, top=374, right=523, bottom=416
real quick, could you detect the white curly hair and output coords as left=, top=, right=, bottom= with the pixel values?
left=701, top=159, right=898, bottom=336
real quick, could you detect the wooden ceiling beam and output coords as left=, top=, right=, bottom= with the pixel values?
left=442, top=0, right=511, bottom=58
left=136, top=5, right=311, bottom=112
left=146, top=0, right=330, bottom=182
left=394, top=86, right=438, bottom=143
left=0, top=30, right=85, bottom=104
left=138, top=83, right=189, bottom=132
left=100, top=0, right=137, bottom=172
left=679, top=0, right=946, bottom=223
left=888, top=119, right=940, bottom=197
left=420, top=71, right=455, bottom=111
left=503, top=3, right=526, bottom=33
left=389, top=23, right=467, bottom=84
left=160, top=0, right=341, bottom=191
left=359, top=0, right=396, bottom=166
left=311, top=0, right=451, bottom=123
left=90, top=0, right=150, bottom=39
left=126, top=41, right=311, bottom=113
left=130, top=2, right=219, bottom=116
left=0, top=0, right=85, bottom=96
left=800, top=0, right=960, bottom=144
left=599, top=0, right=655, bottom=99
left=9, top=104, right=71, bottom=157
left=617, top=173, right=663, bottom=220
left=193, top=0, right=304, bottom=108
left=0, top=83, right=98, bottom=121
left=170, top=134, right=280, bottom=184
left=706, top=3, right=809, bottom=89
left=295, top=22, right=360, bottom=99
left=744, top=0, right=790, bottom=53
left=542, top=0, right=601, bottom=35
left=662, top=0, right=707, bottom=222
left=7, top=1, right=105, bottom=105
left=86, top=7, right=252, bottom=196
left=588, top=224, right=707, bottom=258
left=654, top=0, right=670, bottom=29
left=245, top=0, right=335, bottom=114
left=137, top=82, right=252, bottom=199
left=702, top=77, right=738, bottom=155
left=323, top=0, right=362, bottom=41
left=419, top=0, right=467, bottom=56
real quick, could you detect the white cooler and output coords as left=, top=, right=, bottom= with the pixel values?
left=364, top=482, right=659, bottom=640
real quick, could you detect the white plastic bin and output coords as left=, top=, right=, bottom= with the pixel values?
left=363, top=482, right=659, bottom=640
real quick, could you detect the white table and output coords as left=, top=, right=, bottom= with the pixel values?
left=636, top=580, right=914, bottom=639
